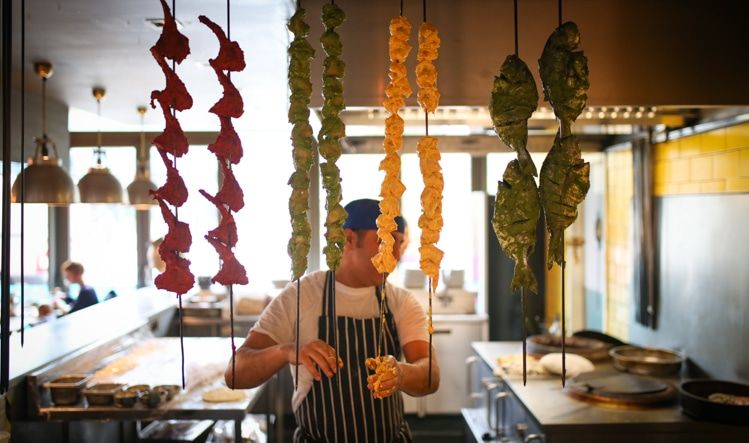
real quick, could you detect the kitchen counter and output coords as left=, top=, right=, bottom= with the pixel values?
left=465, top=341, right=749, bottom=442
left=7, top=288, right=176, bottom=386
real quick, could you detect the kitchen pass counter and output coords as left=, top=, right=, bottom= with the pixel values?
left=466, top=341, right=749, bottom=442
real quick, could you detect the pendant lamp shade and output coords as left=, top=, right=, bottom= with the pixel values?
left=11, top=139, right=76, bottom=205
left=127, top=106, right=157, bottom=209
left=127, top=175, right=157, bottom=209
left=78, top=87, right=123, bottom=203
left=78, top=165, right=123, bottom=203
left=11, top=63, right=76, bottom=205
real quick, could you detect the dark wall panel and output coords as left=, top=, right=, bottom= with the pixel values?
left=630, top=194, right=749, bottom=383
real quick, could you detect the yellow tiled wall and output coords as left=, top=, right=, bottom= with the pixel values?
left=654, top=122, right=749, bottom=195
left=605, top=148, right=633, bottom=341
left=603, top=122, right=749, bottom=341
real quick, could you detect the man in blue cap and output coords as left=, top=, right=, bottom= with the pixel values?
left=228, top=198, right=439, bottom=442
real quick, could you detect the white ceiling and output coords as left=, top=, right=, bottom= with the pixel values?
left=8, top=0, right=749, bottom=133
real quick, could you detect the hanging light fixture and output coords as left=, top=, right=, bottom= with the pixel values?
left=78, top=87, right=123, bottom=203
left=11, top=62, right=76, bottom=205
left=127, top=106, right=157, bottom=209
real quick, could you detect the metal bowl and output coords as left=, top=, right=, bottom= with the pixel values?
left=680, top=379, right=749, bottom=425
left=527, top=334, right=612, bottom=362
left=43, top=374, right=92, bottom=406
left=609, top=345, right=684, bottom=376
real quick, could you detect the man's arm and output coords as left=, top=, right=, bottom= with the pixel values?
left=398, top=340, right=439, bottom=396
left=367, top=340, right=439, bottom=398
left=226, top=331, right=342, bottom=389
left=226, top=331, right=289, bottom=389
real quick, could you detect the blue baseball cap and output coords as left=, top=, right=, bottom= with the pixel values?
left=342, top=198, right=406, bottom=233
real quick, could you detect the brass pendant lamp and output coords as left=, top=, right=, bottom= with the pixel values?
left=11, top=62, right=76, bottom=205
left=127, top=106, right=157, bottom=209
left=77, top=87, right=123, bottom=203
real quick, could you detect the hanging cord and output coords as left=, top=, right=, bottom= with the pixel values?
left=95, top=96, right=103, bottom=165
left=559, top=0, right=565, bottom=388
left=423, top=0, right=427, bottom=22
left=1, top=0, right=12, bottom=394
left=294, top=277, right=300, bottom=389
left=19, top=0, right=25, bottom=347
left=513, top=0, right=518, bottom=56
left=400, top=0, right=404, bottom=16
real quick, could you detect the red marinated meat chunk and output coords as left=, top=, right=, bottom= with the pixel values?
left=215, top=161, right=244, bottom=212
left=208, top=117, right=243, bottom=164
left=151, top=150, right=188, bottom=207
left=205, top=237, right=248, bottom=285
left=152, top=0, right=190, bottom=64
left=198, top=15, right=246, bottom=72
left=209, top=67, right=244, bottom=119
left=150, top=47, right=193, bottom=112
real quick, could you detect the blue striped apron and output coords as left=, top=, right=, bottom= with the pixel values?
left=293, top=271, right=412, bottom=442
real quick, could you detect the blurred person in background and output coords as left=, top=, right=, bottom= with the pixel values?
left=62, top=261, right=99, bottom=314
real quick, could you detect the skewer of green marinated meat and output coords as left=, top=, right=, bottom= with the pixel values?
left=489, top=52, right=539, bottom=385
left=287, top=8, right=315, bottom=281
left=538, top=20, right=590, bottom=271
left=318, top=2, right=347, bottom=271
left=287, top=6, right=315, bottom=390
left=538, top=20, right=591, bottom=386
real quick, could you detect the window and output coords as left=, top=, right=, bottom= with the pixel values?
left=2, top=162, right=50, bottom=307
left=69, top=147, right=137, bottom=298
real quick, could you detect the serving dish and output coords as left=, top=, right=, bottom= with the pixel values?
left=43, top=374, right=92, bottom=406
left=609, top=345, right=683, bottom=376
left=82, top=383, right=125, bottom=406
left=680, top=379, right=749, bottom=425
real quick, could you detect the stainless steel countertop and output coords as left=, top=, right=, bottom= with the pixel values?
left=472, top=341, right=749, bottom=435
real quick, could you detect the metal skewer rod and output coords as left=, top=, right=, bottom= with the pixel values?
left=295, top=277, right=300, bottom=389
left=521, top=286, right=527, bottom=386
left=561, top=232, right=566, bottom=387
left=428, top=277, right=433, bottom=390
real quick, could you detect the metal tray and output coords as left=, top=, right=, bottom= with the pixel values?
left=609, top=345, right=683, bottom=376
left=43, top=375, right=92, bottom=406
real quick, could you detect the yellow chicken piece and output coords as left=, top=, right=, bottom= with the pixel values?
left=373, top=15, right=413, bottom=275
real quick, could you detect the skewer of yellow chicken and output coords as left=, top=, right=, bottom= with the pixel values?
left=367, top=15, right=413, bottom=401
left=416, top=21, right=442, bottom=329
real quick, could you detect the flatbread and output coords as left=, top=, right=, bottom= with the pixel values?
left=539, top=352, right=595, bottom=378
left=201, top=387, right=246, bottom=403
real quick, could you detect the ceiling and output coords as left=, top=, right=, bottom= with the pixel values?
left=8, top=0, right=749, bottom=136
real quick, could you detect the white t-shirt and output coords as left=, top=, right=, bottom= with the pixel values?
left=251, top=270, right=428, bottom=411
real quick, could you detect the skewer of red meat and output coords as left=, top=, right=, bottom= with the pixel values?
left=198, top=14, right=247, bottom=389
left=149, top=0, right=194, bottom=388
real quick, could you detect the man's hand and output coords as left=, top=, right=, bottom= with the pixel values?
left=366, top=355, right=402, bottom=399
left=284, top=340, right=343, bottom=381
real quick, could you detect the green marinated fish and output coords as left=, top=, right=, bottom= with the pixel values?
left=489, top=55, right=538, bottom=176
left=538, top=21, right=589, bottom=131
left=539, top=132, right=590, bottom=269
left=492, top=159, right=541, bottom=294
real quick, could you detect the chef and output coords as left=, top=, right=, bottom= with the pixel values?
left=227, top=198, right=439, bottom=442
